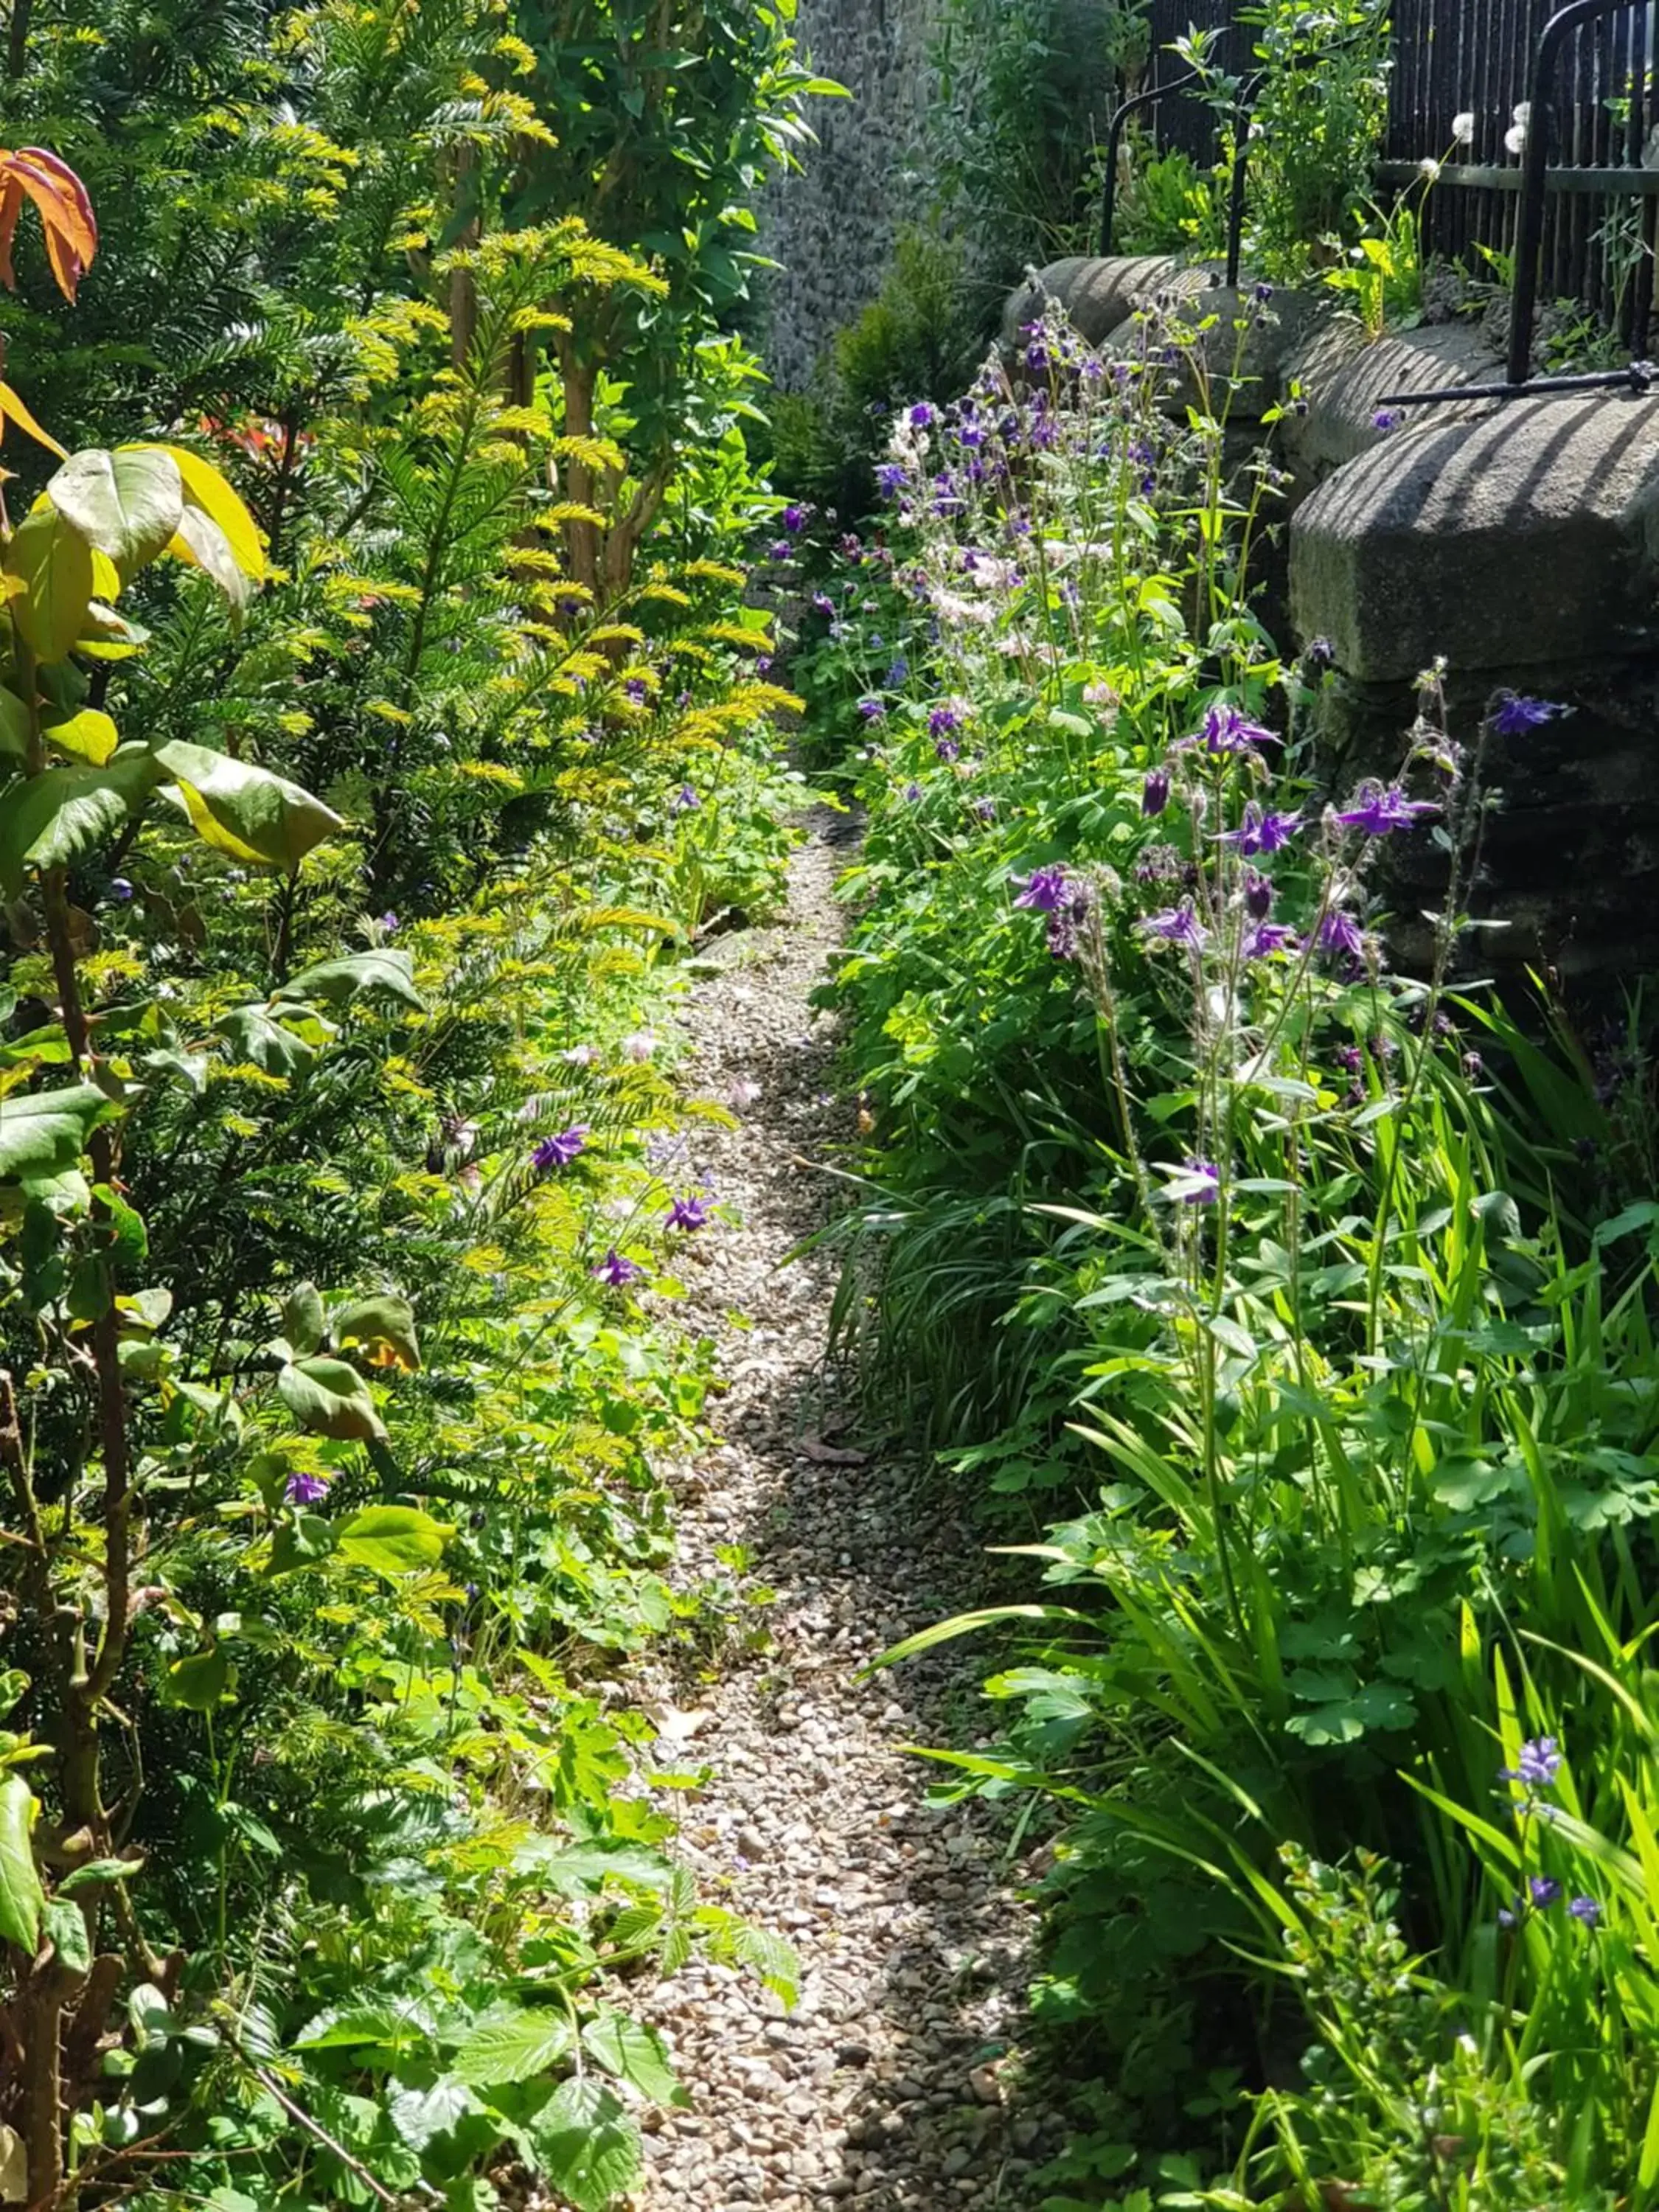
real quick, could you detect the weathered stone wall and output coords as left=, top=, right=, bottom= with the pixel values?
left=762, top=0, right=944, bottom=392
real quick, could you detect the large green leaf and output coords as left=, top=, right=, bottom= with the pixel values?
left=451, top=2006, right=574, bottom=2088
left=277, top=1357, right=385, bottom=1442
left=581, top=2011, right=683, bottom=2104
left=277, top=949, right=423, bottom=1010
left=6, top=507, right=94, bottom=664
left=161, top=1647, right=237, bottom=1711
left=150, top=739, right=341, bottom=872
left=215, top=1004, right=317, bottom=1079
left=0, top=1084, right=122, bottom=1182
left=154, top=444, right=265, bottom=582
left=46, top=447, right=184, bottom=574
left=335, top=1504, right=451, bottom=1573
left=332, top=1294, right=420, bottom=1372
left=0, top=1774, right=44, bottom=1955
left=525, top=2077, right=640, bottom=2212
left=0, top=751, right=158, bottom=892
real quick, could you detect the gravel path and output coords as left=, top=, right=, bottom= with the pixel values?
left=631, top=811, right=1051, bottom=2212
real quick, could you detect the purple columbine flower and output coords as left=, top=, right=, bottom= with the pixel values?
left=1142, top=768, right=1171, bottom=818
left=1333, top=784, right=1439, bottom=836
left=1529, top=1876, right=1562, bottom=1908
left=1243, top=869, right=1274, bottom=919
left=1197, top=703, right=1279, bottom=757
left=928, top=705, right=963, bottom=737
left=1013, top=866, right=1069, bottom=912
left=908, top=402, right=937, bottom=428
left=1243, top=922, right=1299, bottom=958
left=1318, top=909, right=1366, bottom=961
left=1220, top=804, right=1302, bottom=856
left=378, top=910, right=399, bottom=934
left=532, top=1125, right=588, bottom=1172
left=665, top=1194, right=713, bottom=1231
left=1374, top=406, right=1403, bottom=432
left=1180, top=1158, right=1221, bottom=1203
left=810, top=593, right=835, bottom=617
left=935, top=737, right=960, bottom=762
left=1141, top=902, right=1208, bottom=952
left=1252, top=280, right=1274, bottom=303
left=970, top=796, right=997, bottom=821
left=1568, top=1894, right=1601, bottom=1927
left=672, top=785, right=700, bottom=813
left=1500, top=1736, right=1563, bottom=1788
left=903, top=781, right=924, bottom=802
left=876, top=462, right=907, bottom=497
left=624, top=677, right=649, bottom=703
left=858, top=698, right=887, bottom=722
left=885, top=658, right=908, bottom=685
left=594, top=1248, right=644, bottom=1289
left=768, top=539, right=793, bottom=561
left=285, top=1470, right=329, bottom=1506
left=1301, top=637, right=1335, bottom=672
left=1489, top=690, right=1566, bottom=737
left=782, top=504, right=807, bottom=532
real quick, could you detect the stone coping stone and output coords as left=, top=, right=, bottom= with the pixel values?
left=1290, top=390, right=1659, bottom=681
left=1001, top=254, right=1217, bottom=351
left=1280, top=321, right=1501, bottom=480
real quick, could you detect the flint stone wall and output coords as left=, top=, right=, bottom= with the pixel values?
left=762, top=0, right=943, bottom=393
left=1009, top=254, right=1659, bottom=979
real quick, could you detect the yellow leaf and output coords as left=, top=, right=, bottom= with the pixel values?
left=0, top=380, right=66, bottom=459
left=43, top=707, right=118, bottom=764
left=149, top=443, right=265, bottom=582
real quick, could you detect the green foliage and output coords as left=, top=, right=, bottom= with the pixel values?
left=804, top=289, right=1659, bottom=2201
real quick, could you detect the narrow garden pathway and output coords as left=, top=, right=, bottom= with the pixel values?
left=630, top=812, right=1054, bottom=2212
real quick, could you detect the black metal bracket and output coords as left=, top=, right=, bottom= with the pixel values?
left=1099, top=67, right=1203, bottom=260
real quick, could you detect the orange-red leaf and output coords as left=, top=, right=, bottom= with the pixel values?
left=0, top=147, right=97, bottom=302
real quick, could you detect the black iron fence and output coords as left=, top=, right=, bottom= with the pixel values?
left=1132, top=0, right=1659, bottom=348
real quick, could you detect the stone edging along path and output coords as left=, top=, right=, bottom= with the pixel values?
left=619, top=810, right=1058, bottom=2212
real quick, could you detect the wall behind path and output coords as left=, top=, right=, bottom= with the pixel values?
left=762, top=0, right=942, bottom=392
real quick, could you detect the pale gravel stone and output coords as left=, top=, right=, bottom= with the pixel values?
left=624, top=812, right=1045, bottom=2211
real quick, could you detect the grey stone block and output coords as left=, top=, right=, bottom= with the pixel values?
left=1280, top=320, right=1501, bottom=481
left=1290, top=392, right=1659, bottom=680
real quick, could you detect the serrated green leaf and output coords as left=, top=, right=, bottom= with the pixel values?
left=525, top=2076, right=639, bottom=2211
left=580, top=2011, right=682, bottom=2104
left=451, top=2006, right=574, bottom=2087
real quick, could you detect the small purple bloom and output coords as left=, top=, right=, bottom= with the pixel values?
left=378, top=910, right=399, bottom=933
left=672, top=785, right=700, bottom=813
left=1197, top=703, right=1279, bottom=757
left=782, top=504, right=807, bottom=532
left=624, top=677, right=649, bottom=703
left=1243, top=922, right=1299, bottom=958
left=1220, top=804, right=1302, bottom=856
left=935, top=737, right=960, bottom=762
left=1013, top=866, right=1069, bottom=913
left=1318, top=910, right=1366, bottom=961
left=1179, top=1158, right=1221, bottom=1203
left=970, top=796, right=997, bottom=821
left=1334, top=784, right=1439, bottom=836
left=285, top=1470, right=329, bottom=1507
left=1374, top=407, right=1403, bottom=432
left=1141, top=902, right=1208, bottom=953
left=1500, top=1736, right=1562, bottom=1788
left=768, top=539, right=793, bottom=562
left=1568, top=1894, right=1601, bottom=1927
left=1252, top=280, right=1274, bottom=303
left=1529, top=1876, right=1562, bottom=1907
left=885, top=658, right=908, bottom=685
left=876, top=462, right=907, bottom=497
left=1142, top=768, right=1171, bottom=818
left=810, top=593, right=835, bottom=617
left=1243, top=869, right=1274, bottom=920
left=858, top=698, right=887, bottom=722
left=908, top=402, right=936, bottom=428
left=1301, top=637, right=1335, bottom=672
left=665, top=1194, right=713, bottom=1231
left=928, top=706, right=963, bottom=738
left=594, top=1248, right=644, bottom=1289
left=532, top=1125, right=588, bottom=1172
left=1489, top=691, right=1565, bottom=737
left=903, top=781, right=924, bottom=802
left=109, top=877, right=135, bottom=902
